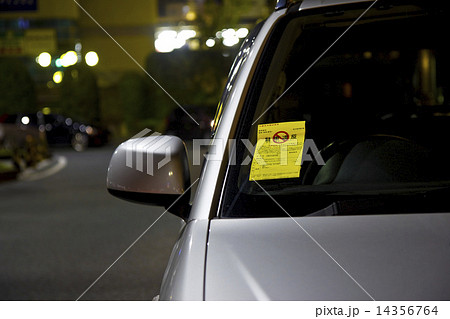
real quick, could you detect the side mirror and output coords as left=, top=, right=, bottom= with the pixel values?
left=107, top=135, right=191, bottom=219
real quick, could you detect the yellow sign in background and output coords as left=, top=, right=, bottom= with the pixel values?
left=250, top=121, right=306, bottom=181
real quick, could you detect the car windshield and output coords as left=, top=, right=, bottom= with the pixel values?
left=220, top=1, right=450, bottom=218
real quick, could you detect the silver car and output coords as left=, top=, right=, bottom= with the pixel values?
left=107, top=0, right=450, bottom=300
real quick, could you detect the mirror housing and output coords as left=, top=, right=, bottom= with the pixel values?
left=107, top=135, right=191, bottom=219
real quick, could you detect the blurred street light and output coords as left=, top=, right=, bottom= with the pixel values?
left=236, top=27, right=249, bottom=38
left=155, top=28, right=197, bottom=53
left=37, top=52, right=52, bottom=67
left=206, top=38, right=216, bottom=48
left=189, top=39, right=200, bottom=50
left=60, top=51, right=78, bottom=67
left=21, top=116, right=30, bottom=125
left=178, top=29, right=196, bottom=41
left=155, top=30, right=177, bottom=53
left=220, top=28, right=244, bottom=47
left=186, top=11, right=196, bottom=21
left=155, top=39, right=174, bottom=53
left=85, top=51, right=99, bottom=67
left=221, top=28, right=236, bottom=39
left=53, top=71, right=63, bottom=84
left=183, top=5, right=196, bottom=21
left=222, top=35, right=239, bottom=47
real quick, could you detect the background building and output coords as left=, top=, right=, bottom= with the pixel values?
left=1, top=0, right=272, bottom=138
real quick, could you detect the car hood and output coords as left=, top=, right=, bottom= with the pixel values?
left=205, top=213, right=450, bottom=300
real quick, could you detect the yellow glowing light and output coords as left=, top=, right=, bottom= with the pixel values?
left=186, top=11, right=196, bottom=21
left=53, top=71, right=63, bottom=84
left=363, top=51, right=372, bottom=59
left=85, top=51, right=99, bottom=67
left=37, top=52, right=52, bottom=67
left=60, top=51, right=78, bottom=67
left=42, top=107, right=51, bottom=115
left=189, top=39, right=200, bottom=50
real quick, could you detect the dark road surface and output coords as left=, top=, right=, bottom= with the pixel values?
left=0, top=146, right=182, bottom=300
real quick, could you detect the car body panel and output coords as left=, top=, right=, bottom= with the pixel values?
left=159, top=219, right=209, bottom=300
left=205, top=213, right=450, bottom=300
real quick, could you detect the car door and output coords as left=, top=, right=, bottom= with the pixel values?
left=204, top=0, right=450, bottom=300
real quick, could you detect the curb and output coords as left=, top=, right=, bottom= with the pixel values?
left=18, top=156, right=67, bottom=182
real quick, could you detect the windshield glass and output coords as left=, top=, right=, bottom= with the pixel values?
left=220, top=1, right=450, bottom=218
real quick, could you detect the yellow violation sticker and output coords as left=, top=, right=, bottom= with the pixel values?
left=249, top=121, right=306, bottom=181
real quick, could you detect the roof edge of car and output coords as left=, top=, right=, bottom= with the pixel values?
left=276, top=0, right=375, bottom=11
left=299, top=0, right=374, bottom=11
left=275, top=0, right=304, bottom=10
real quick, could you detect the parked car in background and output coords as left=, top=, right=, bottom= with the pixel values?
left=1, top=112, right=109, bottom=152
left=107, top=0, right=450, bottom=300
left=0, top=114, right=50, bottom=176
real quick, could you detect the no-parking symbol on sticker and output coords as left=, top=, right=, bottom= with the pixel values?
left=272, top=131, right=289, bottom=144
